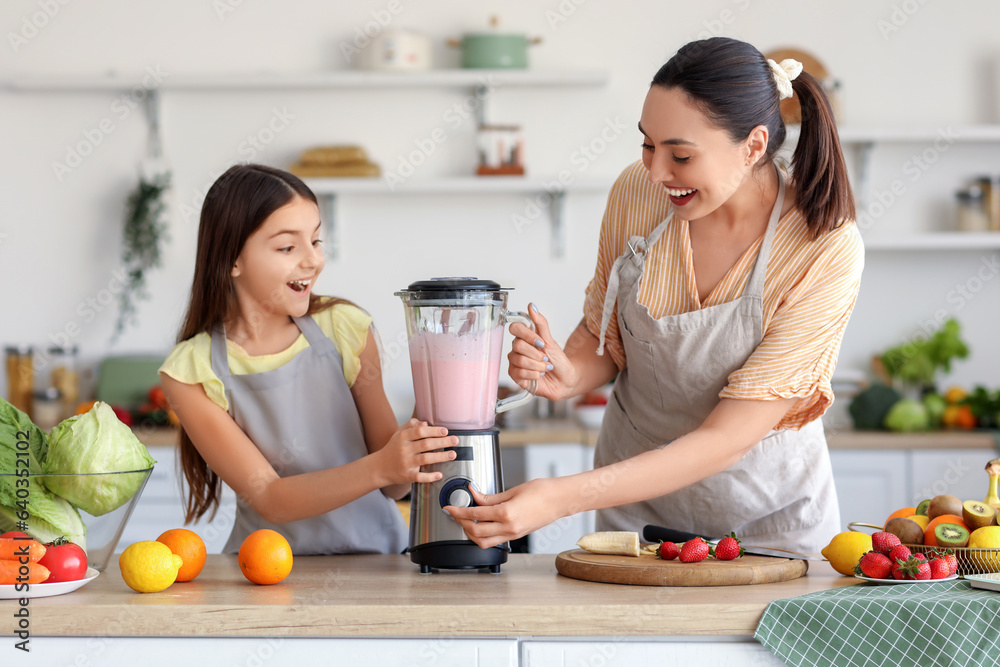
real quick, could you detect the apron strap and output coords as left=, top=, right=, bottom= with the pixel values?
left=293, top=314, right=337, bottom=353
left=596, top=209, right=675, bottom=356
left=210, top=324, right=232, bottom=381
left=743, top=168, right=786, bottom=298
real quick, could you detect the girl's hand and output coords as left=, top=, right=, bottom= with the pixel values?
left=377, top=418, right=458, bottom=486
left=507, top=303, right=578, bottom=401
left=445, top=479, right=566, bottom=549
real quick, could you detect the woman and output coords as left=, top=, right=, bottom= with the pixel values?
left=447, top=37, right=864, bottom=553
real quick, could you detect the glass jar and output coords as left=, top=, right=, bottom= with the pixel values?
left=32, top=387, right=63, bottom=431
left=48, top=346, right=79, bottom=419
left=973, top=175, right=1000, bottom=231
left=5, top=345, right=34, bottom=417
left=956, top=186, right=990, bottom=232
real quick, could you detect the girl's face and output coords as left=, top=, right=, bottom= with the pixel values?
left=639, top=85, right=766, bottom=220
left=231, top=195, right=324, bottom=323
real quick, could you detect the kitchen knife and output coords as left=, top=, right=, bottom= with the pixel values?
left=642, top=525, right=826, bottom=561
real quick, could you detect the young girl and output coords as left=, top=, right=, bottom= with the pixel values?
left=159, top=164, right=456, bottom=555
left=448, top=37, right=864, bottom=553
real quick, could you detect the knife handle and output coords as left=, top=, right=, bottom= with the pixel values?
left=642, top=525, right=710, bottom=544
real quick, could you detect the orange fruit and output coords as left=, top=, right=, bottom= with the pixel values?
left=884, top=506, right=917, bottom=529
left=238, top=529, right=293, bottom=585
left=924, top=514, right=969, bottom=546
left=156, top=529, right=207, bottom=582
left=74, top=400, right=98, bottom=415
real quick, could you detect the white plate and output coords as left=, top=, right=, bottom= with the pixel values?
left=854, top=573, right=959, bottom=585
left=0, top=568, right=99, bottom=599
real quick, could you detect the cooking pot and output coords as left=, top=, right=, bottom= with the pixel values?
left=358, top=29, right=432, bottom=71
left=447, top=16, right=542, bottom=69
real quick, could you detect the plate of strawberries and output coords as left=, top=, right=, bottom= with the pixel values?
left=853, top=530, right=960, bottom=584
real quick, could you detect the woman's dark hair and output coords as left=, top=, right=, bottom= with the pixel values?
left=176, top=163, right=345, bottom=522
left=651, top=37, right=855, bottom=238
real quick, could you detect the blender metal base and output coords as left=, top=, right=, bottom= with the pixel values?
left=408, top=540, right=508, bottom=574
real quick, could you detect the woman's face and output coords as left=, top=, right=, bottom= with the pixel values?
left=231, top=195, right=325, bottom=323
left=639, top=85, right=764, bottom=220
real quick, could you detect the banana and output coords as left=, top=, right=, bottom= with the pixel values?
left=577, top=531, right=641, bottom=557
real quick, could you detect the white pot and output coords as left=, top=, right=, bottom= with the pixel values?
left=358, top=30, right=432, bottom=72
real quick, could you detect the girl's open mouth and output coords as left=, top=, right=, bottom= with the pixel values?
left=665, top=186, right=697, bottom=206
left=287, top=280, right=310, bottom=294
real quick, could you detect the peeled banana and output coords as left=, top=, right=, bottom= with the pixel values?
left=577, top=531, right=641, bottom=557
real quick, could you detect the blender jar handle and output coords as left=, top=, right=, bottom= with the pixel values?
left=496, top=310, right=537, bottom=415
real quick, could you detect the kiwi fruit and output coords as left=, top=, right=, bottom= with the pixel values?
left=934, top=522, right=970, bottom=548
left=885, top=517, right=925, bottom=545
left=915, top=499, right=931, bottom=516
left=927, top=494, right=963, bottom=520
left=962, top=499, right=996, bottom=530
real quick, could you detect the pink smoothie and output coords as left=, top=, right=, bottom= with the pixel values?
left=409, top=325, right=504, bottom=429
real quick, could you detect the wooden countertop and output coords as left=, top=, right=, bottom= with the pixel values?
left=13, top=554, right=858, bottom=638
left=134, top=422, right=998, bottom=450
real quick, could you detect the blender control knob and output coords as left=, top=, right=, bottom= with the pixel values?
left=447, top=487, right=473, bottom=508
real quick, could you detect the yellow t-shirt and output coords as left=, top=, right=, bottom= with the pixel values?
left=584, top=161, right=865, bottom=430
left=158, top=303, right=372, bottom=412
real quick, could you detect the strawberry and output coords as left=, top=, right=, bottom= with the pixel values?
left=913, top=552, right=927, bottom=562
left=871, top=531, right=901, bottom=556
left=712, top=533, right=743, bottom=561
left=658, top=541, right=680, bottom=560
left=929, top=558, right=952, bottom=580
left=889, top=544, right=912, bottom=564
left=894, top=555, right=931, bottom=580
left=679, top=538, right=709, bottom=563
left=854, top=551, right=893, bottom=579
left=931, top=548, right=959, bottom=576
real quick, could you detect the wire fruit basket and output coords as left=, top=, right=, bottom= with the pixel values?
left=850, top=522, right=1000, bottom=576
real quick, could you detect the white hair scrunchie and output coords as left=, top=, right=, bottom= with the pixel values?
left=767, top=58, right=803, bottom=100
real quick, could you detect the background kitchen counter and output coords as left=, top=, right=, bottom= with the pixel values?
left=133, top=421, right=1000, bottom=450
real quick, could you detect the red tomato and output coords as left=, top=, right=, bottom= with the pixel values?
left=110, top=404, right=134, bottom=427
left=0, top=531, right=31, bottom=540
left=38, top=539, right=88, bottom=583
left=148, top=386, right=170, bottom=411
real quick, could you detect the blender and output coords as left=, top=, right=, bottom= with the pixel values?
left=396, top=278, right=535, bottom=573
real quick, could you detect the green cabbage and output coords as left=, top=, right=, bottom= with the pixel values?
left=0, top=397, right=85, bottom=546
left=42, top=402, right=155, bottom=516
left=884, top=398, right=930, bottom=433
left=0, top=496, right=87, bottom=551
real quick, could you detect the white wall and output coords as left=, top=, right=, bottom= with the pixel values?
left=1, top=0, right=999, bottom=415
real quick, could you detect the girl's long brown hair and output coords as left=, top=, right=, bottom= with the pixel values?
left=651, top=37, right=855, bottom=239
left=177, top=164, right=345, bottom=523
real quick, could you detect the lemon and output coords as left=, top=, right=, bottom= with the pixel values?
left=119, top=541, right=184, bottom=593
left=968, top=526, right=1000, bottom=550
left=821, top=531, right=873, bottom=576
left=906, top=514, right=931, bottom=531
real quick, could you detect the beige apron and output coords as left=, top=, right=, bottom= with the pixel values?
left=593, top=171, right=840, bottom=553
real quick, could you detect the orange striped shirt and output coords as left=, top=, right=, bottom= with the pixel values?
left=584, top=161, right=865, bottom=429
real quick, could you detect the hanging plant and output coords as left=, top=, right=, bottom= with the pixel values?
left=113, top=171, right=171, bottom=342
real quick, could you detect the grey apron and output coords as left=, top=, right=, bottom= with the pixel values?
left=212, top=315, right=408, bottom=555
left=593, top=170, right=840, bottom=553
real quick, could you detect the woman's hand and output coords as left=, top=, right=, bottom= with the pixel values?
left=374, top=419, right=457, bottom=486
left=445, top=479, right=567, bottom=549
left=507, top=304, right=579, bottom=401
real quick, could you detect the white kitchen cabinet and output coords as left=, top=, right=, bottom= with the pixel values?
left=521, top=639, right=786, bottom=665
left=501, top=443, right=597, bottom=554
left=909, top=449, right=995, bottom=506
left=828, top=449, right=909, bottom=528
left=119, top=445, right=236, bottom=553
left=21, top=637, right=519, bottom=667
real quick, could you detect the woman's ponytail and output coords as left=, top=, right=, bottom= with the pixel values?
left=790, top=71, right=856, bottom=238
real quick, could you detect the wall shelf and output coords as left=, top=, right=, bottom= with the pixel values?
left=303, top=176, right=613, bottom=258
left=3, top=69, right=612, bottom=259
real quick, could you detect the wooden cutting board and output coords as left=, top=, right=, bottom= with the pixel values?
left=555, top=549, right=808, bottom=587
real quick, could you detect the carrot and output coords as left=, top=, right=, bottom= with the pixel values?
left=0, top=538, right=46, bottom=563
left=0, top=560, right=50, bottom=585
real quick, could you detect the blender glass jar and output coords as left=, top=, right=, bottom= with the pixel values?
left=396, top=278, right=534, bottom=429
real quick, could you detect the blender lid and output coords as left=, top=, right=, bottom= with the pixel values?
left=401, top=277, right=509, bottom=293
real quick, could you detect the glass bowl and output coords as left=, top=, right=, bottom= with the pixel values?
left=0, top=468, right=153, bottom=572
